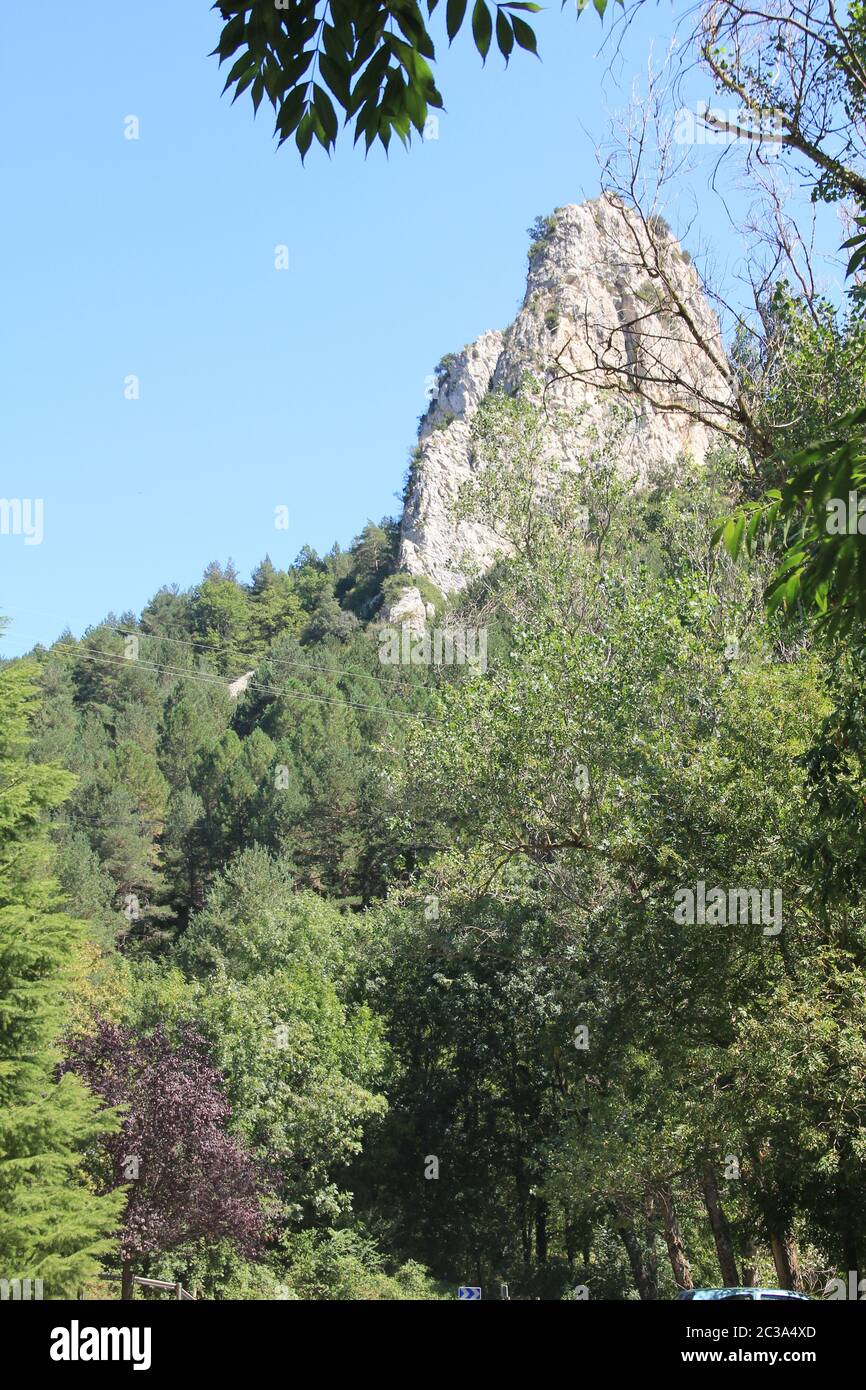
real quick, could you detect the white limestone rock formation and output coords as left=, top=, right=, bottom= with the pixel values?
left=228, top=670, right=255, bottom=700
left=379, top=584, right=433, bottom=633
left=398, top=197, right=728, bottom=594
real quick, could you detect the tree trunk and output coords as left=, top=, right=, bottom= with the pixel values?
left=121, top=1262, right=135, bottom=1301
left=643, top=1220, right=660, bottom=1301
left=659, top=1187, right=693, bottom=1291
left=769, top=1231, right=803, bottom=1291
left=520, top=1216, right=531, bottom=1266
left=517, top=1170, right=531, bottom=1266
left=742, top=1236, right=758, bottom=1287
left=612, top=1208, right=657, bottom=1301
left=535, top=1198, right=548, bottom=1264
left=701, top=1163, right=740, bottom=1286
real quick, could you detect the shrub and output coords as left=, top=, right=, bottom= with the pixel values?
left=647, top=213, right=673, bottom=239
left=635, top=280, right=665, bottom=310
left=527, top=213, right=557, bottom=259
left=277, top=1229, right=448, bottom=1301
left=402, top=445, right=423, bottom=504
left=435, top=352, right=458, bottom=380
left=380, top=572, right=445, bottom=616
left=431, top=410, right=456, bottom=432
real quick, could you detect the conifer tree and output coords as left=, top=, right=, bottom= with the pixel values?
left=0, top=660, right=125, bottom=1296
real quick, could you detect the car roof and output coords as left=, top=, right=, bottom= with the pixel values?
left=681, top=1287, right=810, bottom=1299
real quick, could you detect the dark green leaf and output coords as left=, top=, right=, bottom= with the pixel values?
left=319, top=53, right=351, bottom=109
left=230, top=65, right=257, bottom=103
left=313, top=83, right=339, bottom=145
left=446, top=0, right=468, bottom=41
left=511, top=15, right=538, bottom=52
left=472, top=0, right=493, bottom=59
left=496, top=11, right=514, bottom=59
left=296, top=110, right=315, bottom=159
left=222, top=53, right=256, bottom=95
left=275, top=85, right=307, bottom=142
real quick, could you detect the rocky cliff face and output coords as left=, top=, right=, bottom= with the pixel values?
left=396, top=197, right=728, bottom=598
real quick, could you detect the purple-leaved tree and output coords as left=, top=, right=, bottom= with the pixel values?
left=62, top=1019, right=263, bottom=1299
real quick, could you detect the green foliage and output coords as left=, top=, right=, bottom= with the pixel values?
left=159, top=681, right=232, bottom=791
left=435, top=352, right=458, bottom=379
left=380, top=571, right=445, bottom=615
left=402, top=444, right=424, bottom=504
left=367, top=393, right=866, bottom=1293
left=275, top=1228, right=448, bottom=1299
left=646, top=213, right=672, bottom=239
left=249, top=565, right=305, bottom=653
left=193, top=573, right=251, bottom=673
left=430, top=410, right=457, bottom=432
left=16, top=351, right=866, bottom=1298
left=737, top=287, right=866, bottom=473
left=135, top=847, right=390, bottom=1228
left=716, top=285, right=866, bottom=637
left=635, top=279, right=665, bottom=310
left=527, top=211, right=557, bottom=258
left=0, top=664, right=125, bottom=1296
left=212, top=0, right=552, bottom=159
left=707, top=0, right=866, bottom=636
left=715, top=404, right=866, bottom=640
left=336, top=520, right=399, bottom=616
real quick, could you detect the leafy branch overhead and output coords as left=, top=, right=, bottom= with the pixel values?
left=701, top=0, right=866, bottom=637
left=212, top=0, right=612, bottom=157
left=715, top=407, right=866, bottom=641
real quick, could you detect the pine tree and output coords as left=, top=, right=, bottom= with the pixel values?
left=0, top=662, right=124, bottom=1297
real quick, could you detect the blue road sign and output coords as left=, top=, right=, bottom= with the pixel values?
left=458, top=1286, right=482, bottom=1300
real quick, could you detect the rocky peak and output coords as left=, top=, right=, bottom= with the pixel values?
left=398, top=197, right=728, bottom=595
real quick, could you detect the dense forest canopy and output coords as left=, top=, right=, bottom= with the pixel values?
left=6, top=376, right=866, bottom=1298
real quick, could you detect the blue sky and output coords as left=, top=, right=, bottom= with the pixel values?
left=0, top=2, right=844, bottom=656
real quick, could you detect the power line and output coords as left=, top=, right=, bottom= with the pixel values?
left=70, top=646, right=432, bottom=723
left=122, top=629, right=467, bottom=690
left=9, top=604, right=496, bottom=691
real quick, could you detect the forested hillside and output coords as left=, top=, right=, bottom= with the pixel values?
left=5, top=0, right=866, bottom=1307
left=6, top=368, right=866, bottom=1299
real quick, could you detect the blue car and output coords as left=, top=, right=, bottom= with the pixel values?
left=677, top=1287, right=811, bottom=1300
